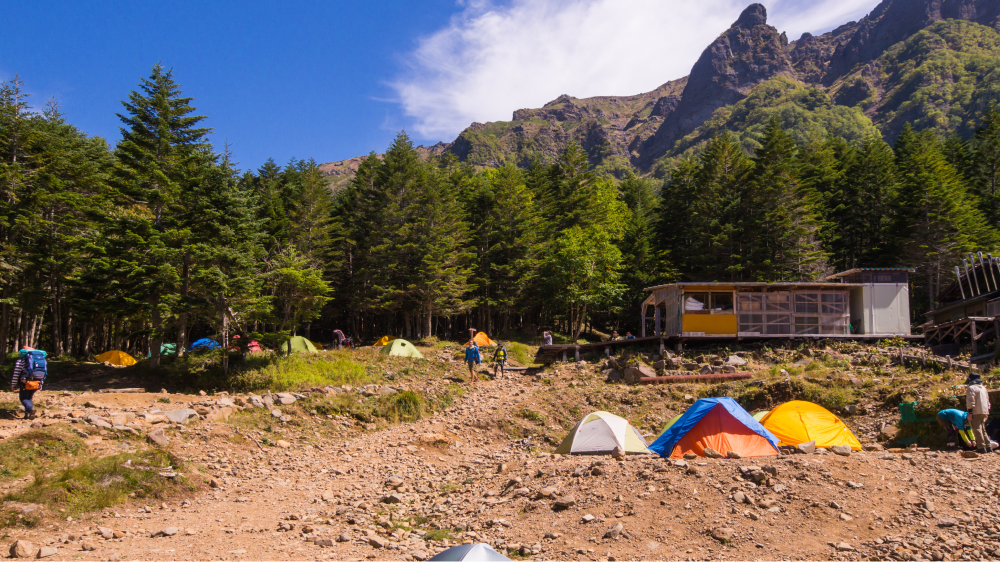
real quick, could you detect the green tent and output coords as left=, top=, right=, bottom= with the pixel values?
left=145, top=343, right=177, bottom=359
left=379, top=338, right=424, bottom=359
left=280, top=336, right=318, bottom=354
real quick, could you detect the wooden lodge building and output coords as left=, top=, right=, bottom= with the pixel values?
left=640, top=268, right=914, bottom=340
left=923, top=254, right=1000, bottom=359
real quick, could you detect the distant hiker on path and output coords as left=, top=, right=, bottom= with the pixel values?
left=464, top=340, right=482, bottom=382
left=493, top=342, right=508, bottom=380
left=967, top=373, right=993, bottom=453
left=10, top=348, right=47, bottom=420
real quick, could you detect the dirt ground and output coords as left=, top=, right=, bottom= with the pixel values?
left=1, top=354, right=999, bottom=562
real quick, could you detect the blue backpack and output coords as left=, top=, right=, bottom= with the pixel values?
left=23, top=351, right=48, bottom=381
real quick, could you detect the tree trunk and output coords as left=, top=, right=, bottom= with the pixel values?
left=424, top=305, right=433, bottom=340
left=82, top=323, right=94, bottom=357
left=177, top=257, right=189, bottom=358
left=219, top=293, right=229, bottom=373
left=149, top=296, right=162, bottom=369
left=0, top=287, right=10, bottom=361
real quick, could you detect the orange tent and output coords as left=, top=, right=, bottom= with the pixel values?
left=649, top=397, right=781, bottom=459
left=465, top=332, right=497, bottom=347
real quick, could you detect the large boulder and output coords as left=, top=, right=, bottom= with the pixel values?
left=624, top=364, right=656, bottom=384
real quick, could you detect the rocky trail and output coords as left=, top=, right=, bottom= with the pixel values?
left=2, top=359, right=1000, bottom=561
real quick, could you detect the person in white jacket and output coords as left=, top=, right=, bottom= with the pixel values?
left=966, top=373, right=992, bottom=454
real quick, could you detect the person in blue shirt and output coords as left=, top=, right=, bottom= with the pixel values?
left=938, top=408, right=973, bottom=449
left=464, top=341, right=482, bottom=382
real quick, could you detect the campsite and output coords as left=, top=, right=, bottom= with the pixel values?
left=0, top=333, right=997, bottom=561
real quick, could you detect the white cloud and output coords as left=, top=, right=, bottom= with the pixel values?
left=391, top=0, right=883, bottom=141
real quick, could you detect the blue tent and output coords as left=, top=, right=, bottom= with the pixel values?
left=189, top=338, right=220, bottom=351
left=649, top=397, right=781, bottom=459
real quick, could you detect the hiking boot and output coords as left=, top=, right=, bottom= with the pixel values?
left=24, top=410, right=35, bottom=420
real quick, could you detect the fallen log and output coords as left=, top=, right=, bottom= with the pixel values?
left=98, top=388, right=145, bottom=394
left=639, top=373, right=752, bottom=385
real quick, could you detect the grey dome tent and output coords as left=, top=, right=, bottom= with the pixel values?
left=428, top=543, right=511, bottom=561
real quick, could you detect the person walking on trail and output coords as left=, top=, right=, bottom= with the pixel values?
left=464, top=340, right=482, bottom=382
left=493, top=343, right=508, bottom=380
left=938, top=408, right=974, bottom=449
left=967, top=373, right=993, bottom=453
left=10, top=348, right=47, bottom=420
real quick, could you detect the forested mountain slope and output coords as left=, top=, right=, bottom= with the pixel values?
left=321, top=0, right=1000, bottom=178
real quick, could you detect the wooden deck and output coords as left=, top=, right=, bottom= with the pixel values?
left=923, top=316, right=999, bottom=357
left=534, top=333, right=924, bottom=364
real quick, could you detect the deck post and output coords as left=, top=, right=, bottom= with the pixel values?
left=948, top=355, right=953, bottom=370
left=654, top=307, right=661, bottom=337
left=575, top=347, right=580, bottom=362
left=605, top=347, right=610, bottom=357
left=561, top=350, right=567, bottom=363
left=972, top=321, right=979, bottom=357
left=641, top=305, right=647, bottom=338
left=659, top=339, right=665, bottom=356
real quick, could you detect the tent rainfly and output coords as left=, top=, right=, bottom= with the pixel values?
left=280, top=336, right=318, bottom=354
left=465, top=332, right=497, bottom=347
left=96, top=350, right=137, bottom=367
left=189, top=338, right=220, bottom=351
left=379, top=339, right=424, bottom=359
left=760, top=401, right=862, bottom=450
left=428, top=543, right=511, bottom=561
left=554, top=411, right=651, bottom=455
left=373, top=336, right=397, bottom=347
left=649, top=397, right=781, bottom=459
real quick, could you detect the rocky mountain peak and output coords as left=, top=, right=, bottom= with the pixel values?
left=733, top=3, right=767, bottom=28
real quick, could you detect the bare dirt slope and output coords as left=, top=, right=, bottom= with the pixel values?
left=2, top=358, right=1000, bottom=562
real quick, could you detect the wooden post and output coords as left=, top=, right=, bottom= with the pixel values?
left=654, top=308, right=662, bottom=337
left=972, top=321, right=979, bottom=358
left=899, top=347, right=904, bottom=366
left=659, top=339, right=665, bottom=355
left=641, top=305, right=647, bottom=338
left=921, top=350, right=926, bottom=367
left=562, top=350, right=567, bottom=363
left=948, top=355, right=954, bottom=370
left=605, top=347, right=610, bottom=357
left=574, top=347, right=580, bottom=362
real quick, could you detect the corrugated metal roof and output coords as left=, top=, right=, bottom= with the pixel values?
left=644, top=282, right=862, bottom=292
left=825, top=268, right=915, bottom=281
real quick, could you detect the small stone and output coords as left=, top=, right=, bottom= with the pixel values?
left=98, top=527, right=114, bottom=540
left=772, top=483, right=787, bottom=493
left=209, top=478, right=220, bottom=489
left=962, top=450, right=979, bottom=459
left=80, top=542, right=97, bottom=552
left=836, top=542, right=854, bottom=552
left=591, top=466, right=605, bottom=476
left=382, top=494, right=403, bottom=504
left=276, top=440, right=291, bottom=449
left=611, top=446, right=625, bottom=460
left=704, top=447, right=723, bottom=459
left=368, top=537, right=387, bottom=548
left=321, top=490, right=336, bottom=501
left=147, top=428, right=169, bottom=447
left=831, top=445, right=852, bottom=457
left=553, top=496, right=577, bottom=510
left=604, top=522, right=624, bottom=539
left=712, top=528, right=735, bottom=543
left=840, top=513, right=853, bottom=521
left=9, top=541, right=33, bottom=559
left=157, top=527, right=179, bottom=537
left=733, top=492, right=746, bottom=504
left=36, top=547, right=58, bottom=559
left=582, top=514, right=596, bottom=523
left=683, top=453, right=697, bottom=460
left=726, top=451, right=742, bottom=459
left=797, top=441, right=816, bottom=454
left=938, top=518, right=959, bottom=527
left=537, top=487, right=557, bottom=498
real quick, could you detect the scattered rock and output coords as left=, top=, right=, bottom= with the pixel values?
left=155, top=527, right=179, bottom=537
left=726, top=451, right=742, bottom=459
left=831, top=445, right=852, bottom=457
left=797, top=441, right=816, bottom=454
left=146, top=428, right=169, bottom=447
left=704, top=447, right=723, bottom=459
left=712, top=527, right=735, bottom=543
left=368, top=536, right=387, bottom=548
left=276, top=440, right=291, bottom=449
left=836, top=542, right=854, bottom=552
left=161, top=409, right=198, bottom=424
left=604, top=522, right=624, bottom=539
left=726, top=355, right=748, bottom=367
left=962, top=451, right=979, bottom=459
left=36, top=547, right=57, bottom=559
left=938, top=518, right=959, bottom=527
left=553, top=496, right=577, bottom=510
left=582, top=514, right=596, bottom=523
left=80, top=542, right=97, bottom=552
left=611, top=446, right=625, bottom=460
left=9, top=541, right=33, bottom=559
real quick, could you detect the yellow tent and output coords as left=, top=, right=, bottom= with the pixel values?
left=465, top=332, right=497, bottom=347
left=760, top=401, right=861, bottom=451
left=374, top=336, right=397, bottom=347
left=310, top=340, right=324, bottom=350
left=96, top=350, right=137, bottom=367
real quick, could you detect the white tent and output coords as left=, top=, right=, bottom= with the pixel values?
left=429, top=544, right=511, bottom=561
left=554, top=411, right=652, bottom=455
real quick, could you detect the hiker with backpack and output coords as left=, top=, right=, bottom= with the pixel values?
left=493, top=342, right=508, bottom=380
left=10, top=348, right=47, bottom=420
left=464, top=340, right=482, bottom=383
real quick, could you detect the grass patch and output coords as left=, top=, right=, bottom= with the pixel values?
left=230, top=352, right=374, bottom=392
left=423, top=528, right=455, bottom=542
left=7, top=449, right=193, bottom=516
left=0, top=428, right=86, bottom=480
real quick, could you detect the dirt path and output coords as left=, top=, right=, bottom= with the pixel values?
left=5, top=374, right=1000, bottom=561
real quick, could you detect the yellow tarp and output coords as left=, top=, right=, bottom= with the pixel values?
left=374, top=336, right=397, bottom=347
left=96, top=350, right=137, bottom=367
left=465, top=332, right=497, bottom=347
left=310, top=340, right=324, bottom=350
left=760, top=401, right=862, bottom=451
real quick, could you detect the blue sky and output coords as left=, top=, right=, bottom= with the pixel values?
left=4, top=0, right=882, bottom=171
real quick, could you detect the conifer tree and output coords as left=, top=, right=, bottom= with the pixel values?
left=969, top=108, right=1000, bottom=229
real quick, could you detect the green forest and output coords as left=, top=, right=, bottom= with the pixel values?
left=3, top=63, right=1000, bottom=364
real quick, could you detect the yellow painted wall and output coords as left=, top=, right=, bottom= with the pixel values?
left=682, top=314, right=738, bottom=335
